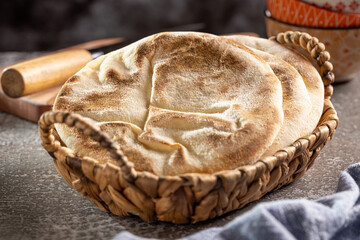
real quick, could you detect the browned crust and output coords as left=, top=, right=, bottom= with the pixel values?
left=53, top=32, right=284, bottom=176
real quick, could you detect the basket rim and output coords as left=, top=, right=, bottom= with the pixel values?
left=48, top=98, right=338, bottom=182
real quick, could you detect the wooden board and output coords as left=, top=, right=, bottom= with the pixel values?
left=0, top=85, right=60, bottom=123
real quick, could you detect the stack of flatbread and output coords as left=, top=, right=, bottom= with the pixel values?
left=53, top=32, right=324, bottom=176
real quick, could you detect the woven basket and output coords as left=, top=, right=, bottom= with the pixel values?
left=39, top=31, right=338, bottom=224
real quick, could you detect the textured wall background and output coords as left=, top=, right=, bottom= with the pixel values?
left=0, top=0, right=267, bottom=51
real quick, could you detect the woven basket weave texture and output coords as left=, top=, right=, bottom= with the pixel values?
left=39, top=31, right=339, bottom=224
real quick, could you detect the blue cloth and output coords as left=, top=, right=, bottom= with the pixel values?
left=113, top=163, right=360, bottom=240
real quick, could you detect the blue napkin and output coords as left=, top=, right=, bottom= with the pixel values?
left=114, top=163, right=360, bottom=240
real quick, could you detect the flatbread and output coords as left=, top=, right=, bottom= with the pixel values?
left=224, top=35, right=324, bottom=156
left=53, top=32, right=283, bottom=176
left=246, top=47, right=312, bottom=156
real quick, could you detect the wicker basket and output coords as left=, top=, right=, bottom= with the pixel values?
left=39, top=31, right=338, bottom=224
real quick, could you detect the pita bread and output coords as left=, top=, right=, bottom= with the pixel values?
left=224, top=35, right=324, bottom=156
left=53, top=32, right=283, bottom=176
left=245, top=47, right=312, bottom=156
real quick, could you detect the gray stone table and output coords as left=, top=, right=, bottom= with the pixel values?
left=1, top=52, right=359, bottom=239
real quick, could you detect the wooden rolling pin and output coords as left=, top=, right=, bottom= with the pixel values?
left=1, top=50, right=93, bottom=98
left=0, top=36, right=130, bottom=98
left=0, top=37, right=129, bottom=98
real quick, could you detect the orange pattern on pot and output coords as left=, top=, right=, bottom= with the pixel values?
left=267, top=0, right=360, bottom=27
